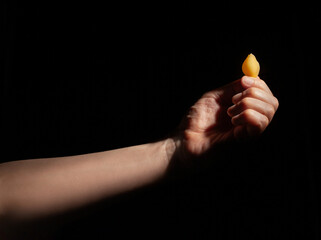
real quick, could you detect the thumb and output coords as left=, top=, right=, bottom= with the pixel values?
left=240, top=76, right=256, bottom=88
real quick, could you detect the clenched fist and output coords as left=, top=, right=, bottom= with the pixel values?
left=178, top=76, right=279, bottom=156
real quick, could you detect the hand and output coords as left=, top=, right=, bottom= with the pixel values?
left=177, top=76, right=279, bottom=156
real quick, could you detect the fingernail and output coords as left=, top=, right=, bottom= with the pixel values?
left=243, top=77, right=254, bottom=86
left=227, top=106, right=234, bottom=117
left=232, top=92, right=242, bottom=104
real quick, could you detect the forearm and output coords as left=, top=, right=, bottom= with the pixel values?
left=0, top=138, right=176, bottom=223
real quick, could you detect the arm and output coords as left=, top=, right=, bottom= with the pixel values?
left=0, top=76, right=278, bottom=231
left=0, top=139, right=176, bottom=222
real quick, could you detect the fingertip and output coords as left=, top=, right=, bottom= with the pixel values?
left=231, top=114, right=239, bottom=126
left=232, top=92, right=242, bottom=104
left=227, top=105, right=234, bottom=117
left=241, top=76, right=255, bottom=88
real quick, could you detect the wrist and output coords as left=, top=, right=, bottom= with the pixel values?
left=163, top=133, right=191, bottom=171
left=164, top=137, right=179, bottom=166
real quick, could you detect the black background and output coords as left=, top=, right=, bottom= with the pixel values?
left=2, top=2, right=320, bottom=239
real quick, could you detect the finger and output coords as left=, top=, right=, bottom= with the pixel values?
left=233, top=125, right=248, bottom=140
left=227, top=97, right=276, bottom=121
left=231, top=109, right=269, bottom=135
left=241, top=76, right=273, bottom=95
left=257, top=76, right=273, bottom=95
left=205, top=76, right=275, bottom=106
left=204, top=78, right=244, bottom=103
left=232, top=87, right=279, bottom=110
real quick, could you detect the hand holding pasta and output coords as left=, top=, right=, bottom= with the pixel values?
left=178, top=76, right=279, bottom=156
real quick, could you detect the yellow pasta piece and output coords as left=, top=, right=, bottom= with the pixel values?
left=242, top=53, right=260, bottom=77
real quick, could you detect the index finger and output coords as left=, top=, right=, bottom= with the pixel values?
left=242, top=76, right=273, bottom=95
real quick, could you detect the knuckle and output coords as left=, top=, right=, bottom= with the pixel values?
left=238, top=98, right=249, bottom=110
left=266, top=104, right=275, bottom=118
left=262, top=115, right=269, bottom=126
left=252, top=115, right=268, bottom=132
left=243, top=109, right=255, bottom=120
left=273, top=96, right=279, bottom=110
left=242, top=97, right=252, bottom=106
left=243, top=109, right=268, bottom=129
left=245, top=87, right=258, bottom=98
left=258, top=79, right=266, bottom=85
left=258, top=79, right=268, bottom=88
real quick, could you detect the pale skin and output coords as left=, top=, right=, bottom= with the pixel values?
left=0, top=76, right=278, bottom=234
